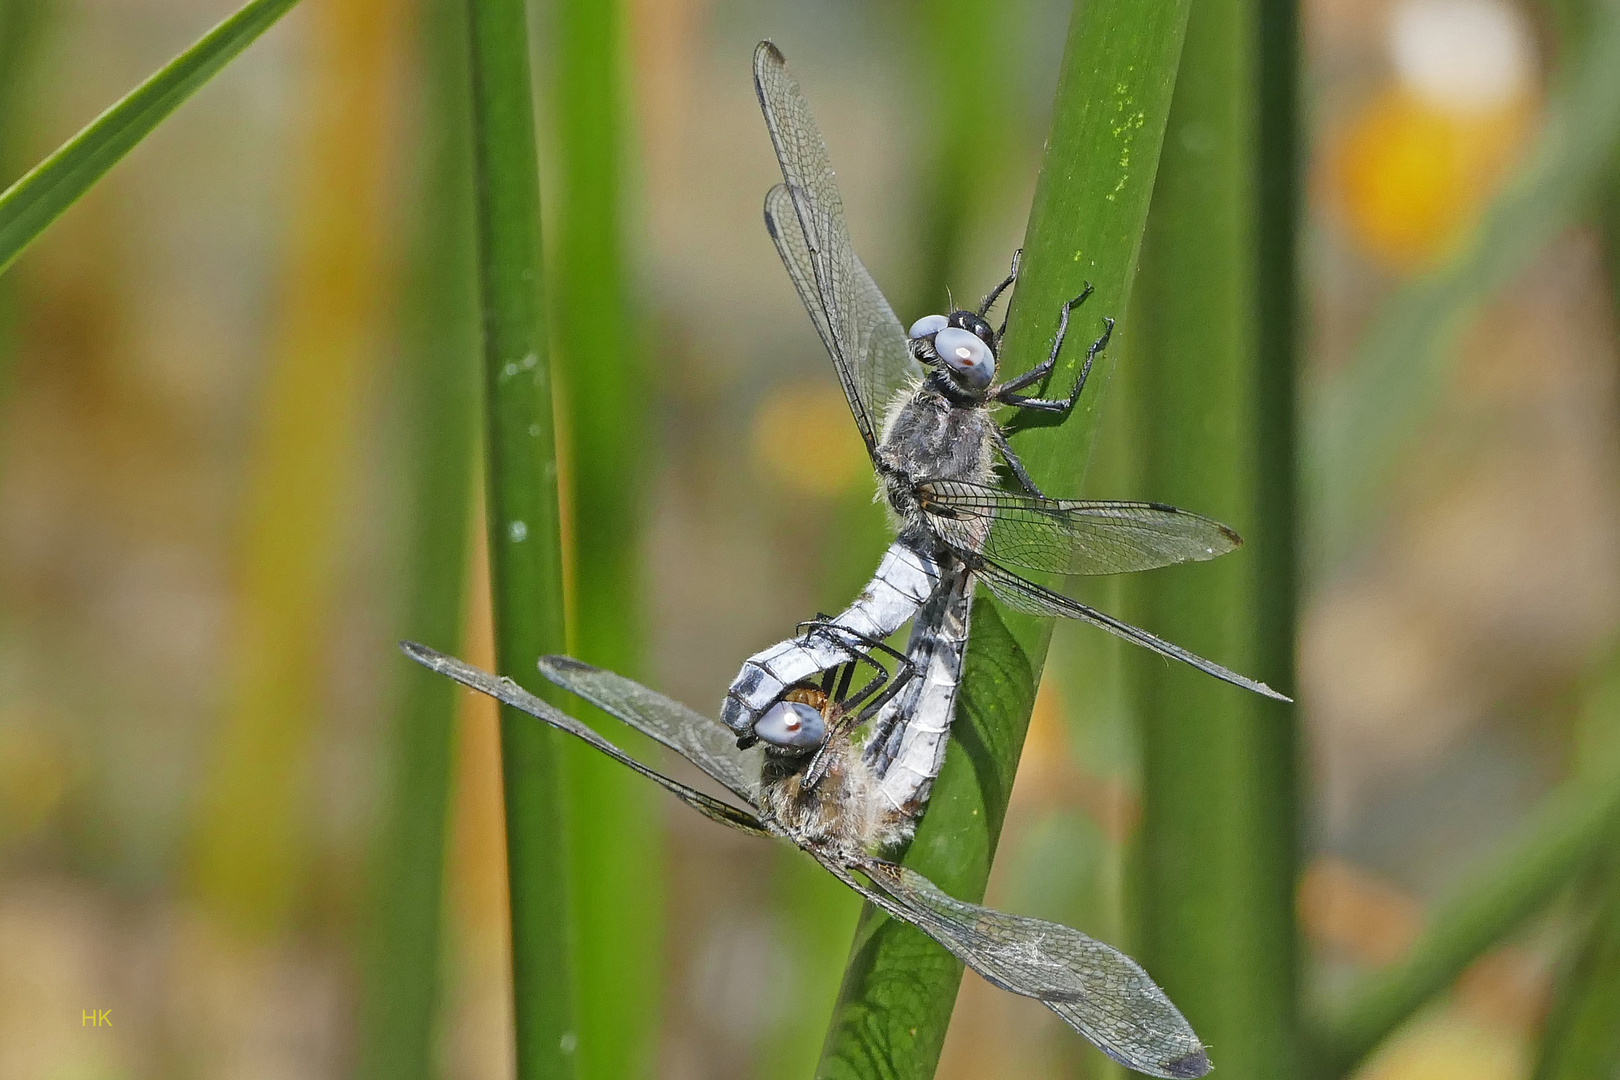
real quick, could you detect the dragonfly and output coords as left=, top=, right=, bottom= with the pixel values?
left=400, top=639, right=1214, bottom=1079
left=723, top=42, right=1288, bottom=780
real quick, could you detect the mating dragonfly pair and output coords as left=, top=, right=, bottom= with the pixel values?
left=406, top=41, right=1288, bottom=1080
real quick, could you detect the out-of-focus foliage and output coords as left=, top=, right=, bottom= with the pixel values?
left=1, top=0, right=1619, bottom=1079
left=0, top=0, right=302, bottom=274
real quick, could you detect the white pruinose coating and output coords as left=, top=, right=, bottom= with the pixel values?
left=908, top=313, right=949, bottom=339
left=720, top=537, right=945, bottom=736
left=876, top=566, right=971, bottom=812
left=933, top=327, right=994, bottom=388
left=755, top=700, right=826, bottom=750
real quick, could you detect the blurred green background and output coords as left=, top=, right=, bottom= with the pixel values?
left=1, top=0, right=1618, bottom=1078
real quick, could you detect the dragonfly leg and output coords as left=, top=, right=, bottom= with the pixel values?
left=793, top=617, right=908, bottom=714
left=992, top=282, right=1093, bottom=398
left=800, top=629, right=919, bottom=791
left=991, top=425, right=1044, bottom=499
left=999, top=310, right=1114, bottom=414
left=980, top=247, right=1021, bottom=328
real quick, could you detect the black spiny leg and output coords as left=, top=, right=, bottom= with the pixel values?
left=980, top=248, right=1022, bottom=348
left=991, top=424, right=1045, bottom=499
left=992, top=283, right=1091, bottom=398
left=994, top=286, right=1114, bottom=415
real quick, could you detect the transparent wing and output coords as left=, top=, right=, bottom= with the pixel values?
left=764, top=183, right=837, bottom=381
left=754, top=42, right=915, bottom=455
left=830, top=858, right=1209, bottom=1080
left=974, top=560, right=1291, bottom=702
left=537, top=655, right=762, bottom=806
left=401, top=643, right=768, bottom=835
left=917, top=479, right=1241, bottom=576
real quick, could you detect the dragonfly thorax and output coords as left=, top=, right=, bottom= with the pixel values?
left=908, top=310, right=997, bottom=393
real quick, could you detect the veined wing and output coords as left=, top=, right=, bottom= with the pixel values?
left=538, top=655, right=762, bottom=806
left=973, top=560, right=1292, bottom=702
left=827, top=857, right=1209, bottom=1080
left=754, top=41, right=914, bottom=456
left=401, top=643, right=768, bottom=835
left=918, top=479, right=1241, bottom=576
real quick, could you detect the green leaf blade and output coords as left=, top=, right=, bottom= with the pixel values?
left=463, top=0, right=577, bottom=1073
left=0, top=0, right=301, bottom=275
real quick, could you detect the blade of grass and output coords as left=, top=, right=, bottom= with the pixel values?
left=815, top=5, right=1192, bottom=1076
left=1123, top=0, right=1299, bottom=1077
left=0, top=0, right=301, bottom=276
left=1531, top=648, right=1620, bottom=1080
left=188, top=0, right=408, bottom=934
left=900, top=0, right=1013, bottom=319
left=463, top=0, right=577, bottom=1073
left=354, top=0, right=479, bottom=1072
left=0, top=0, right=47, bottom=397
left=549, top=2, right=661, bottom=1078
left=1305, top=0, right=1620, bottom=569
left=1531, top=867, right=1620, bottom=1080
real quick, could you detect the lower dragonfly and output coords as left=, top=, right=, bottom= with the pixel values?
left=401, top=640, right=1211, bottom=1079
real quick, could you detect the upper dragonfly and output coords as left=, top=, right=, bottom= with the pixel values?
left=723, top=42, right=1287, bottom=762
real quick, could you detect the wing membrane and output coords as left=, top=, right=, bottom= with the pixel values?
left=401, top=644, right=768, bottom=834
left=538, top=655, right=762, bottom=806
left=918, top=479, right=1241, bottom=576
left=838, top=858, right=1209, bottom=1079
left=974, top=561, right=1291, bottom=701
left=754, top=42, right=915, bottom=455
left=764, top=183, right=839, bottom=387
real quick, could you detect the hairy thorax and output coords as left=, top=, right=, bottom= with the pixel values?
left=758, top=738, right=913, bottom=860
left=875, top=383, right=996, bottom=522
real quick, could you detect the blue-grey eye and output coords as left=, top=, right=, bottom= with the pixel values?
left=908, top=313, right=949, bottom=340
left=933, top=326, right=994, bottom=388
left=755, top=700, right=826, bottom=750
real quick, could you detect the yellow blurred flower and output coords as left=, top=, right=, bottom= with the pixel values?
left=750, top=382, right=872, bottom=498
left=1330, top=88, right=1531, bottom=269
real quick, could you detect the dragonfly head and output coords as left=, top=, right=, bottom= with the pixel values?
left=909, top=310, right=996, bottom=391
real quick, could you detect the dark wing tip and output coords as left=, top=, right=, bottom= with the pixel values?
left=1221, top=524, right=1243, bottom=547
left=538, top=654, right=595, bottom=676
left=1166, top=1047, right=1212, bottom=1078
left=763, top=186, right=784, bottom=238
left=753, top=40, right=785, bottom=95
left=400, top=640, right=443, bottom=666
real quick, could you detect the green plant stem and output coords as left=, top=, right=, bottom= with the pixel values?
left=0, top=0, right=46, bottom=398
left=464, top=0, right=576, bottom=1073
left=0, top=0, right=300, bottom=275
left=1124, top=0, right=1299, bottom=1077
left=1307, top=766, right=1620, bottom=1077
left=1533, top=648, right=1620, bottom=1080
left=814, top=5, right=1192, bottom=1076
left=1531, top=866, right=1620, bottom=1080
left=354, top=0, right=478, bottom=1073
left=549, top=2, right=661, bottom=1078
left=1306, top=0, right=1620, bottom=569
left=901, top=0, right=1010, bottom=318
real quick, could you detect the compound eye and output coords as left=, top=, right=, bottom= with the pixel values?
left=908, top=314, right=949, bottom=340
left=933, top=326, right=994, bottom=387
left=754, top=700, right=826, bottom=750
